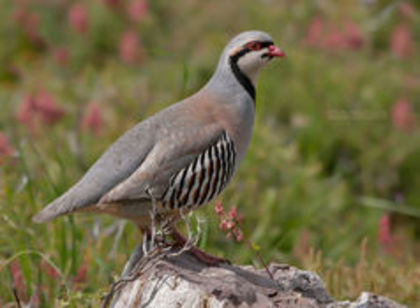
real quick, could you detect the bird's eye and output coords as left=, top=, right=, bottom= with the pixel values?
left=245, top=41, right=262, bottom=51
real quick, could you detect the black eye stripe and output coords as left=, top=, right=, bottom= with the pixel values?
left=258, top=41, right=274, bottom=48
left=230, top=40, right=274, bottom=62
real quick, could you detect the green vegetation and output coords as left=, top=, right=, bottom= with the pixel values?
left=0, top=0, right=419, bottom=306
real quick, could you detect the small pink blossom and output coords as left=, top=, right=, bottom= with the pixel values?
left=219, top=219, right=229, bottom=231
left=228, top=206, right=237, bottom=219
left=0, top=132, right=14, bottom=165
left=391, top=98, right=415, bottom=131
left=214, top=201, right=224, bottom=216
left=391, top=23, right=413, bottom=59
left=52, top=47, right=69, bottom=67
left=215, top=202, right=244, bottom=241
left=127, top=0, right=148, bottom=23
left=233, top=227, right=243, bottom=242
left=119, top=30, right=141, bottom=64
left=81, top=102, right=103, bottom=135
left=68, top=4, right=89, bottom=33
left=226, top=220, right=235, bottom=230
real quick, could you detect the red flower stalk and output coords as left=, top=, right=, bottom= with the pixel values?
left=344, top=21, right=364, bottom=49
left=119, top=30, right=142, bottom=64
left=36, top=90, right=65, bottom=125
left=16, top=94, right=37, bottom=129
left=127, top=0, right=148, bottom=23
left=81, top=102, right=103, bottom=135
left=13, top=4, right=44, bottom=47
left=73, top=260, right=88, bottom=285
left=303, top=16, right=365, bottom=51
left=16, top=91, right=65, bottom=130
left=391, top=23, right=413, bottom=59
left=68, top=4, right=89, bottom=33
left=377, top=214, right=395, bottom=254
left=10, top=261, right=26, bottom=300
left=391, top=98, right=415, bottom=132
left=40, top=260, right=59, bottom=280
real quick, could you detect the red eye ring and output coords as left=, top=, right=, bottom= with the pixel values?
left=245, top=41, right=262, bottom=51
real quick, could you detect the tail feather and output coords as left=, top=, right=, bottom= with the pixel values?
left=32, top=184, right=98, bottom=223
left=32, top=195, right=74, bottom=223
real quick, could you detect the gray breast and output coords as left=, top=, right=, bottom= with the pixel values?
left=161, top=132, right=236, bottom=210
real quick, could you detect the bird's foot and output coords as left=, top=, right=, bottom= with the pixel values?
left=170, top=227, right=230, bottom=266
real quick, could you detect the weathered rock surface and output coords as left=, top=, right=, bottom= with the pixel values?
left=108, top=247, right=406, bottom=308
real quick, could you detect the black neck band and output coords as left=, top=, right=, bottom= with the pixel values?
left=229, top=50, right=256, bottom=101
left=228, top=40, right=274, bottom=101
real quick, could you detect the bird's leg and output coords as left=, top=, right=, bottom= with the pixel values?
left=169, top=227, right=229, bottom=265
left=139, top=226, right=152, bottom=256
left=145, top=187, right=159, bottom=250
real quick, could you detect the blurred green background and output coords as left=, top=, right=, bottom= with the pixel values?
left=0, top=0, right=419, bottom=306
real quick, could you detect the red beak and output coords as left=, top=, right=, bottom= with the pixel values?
left=268, top=45, right=286, bottom=58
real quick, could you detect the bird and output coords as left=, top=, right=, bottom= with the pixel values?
left=33, top=30, right=285, bottom=264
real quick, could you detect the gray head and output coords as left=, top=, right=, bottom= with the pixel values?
left=209, top=30, right=285, bottom=100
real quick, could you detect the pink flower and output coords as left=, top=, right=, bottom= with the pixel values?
left=127, top=0, right=148, bottom=23
left=219, top=219, right=229, bottom=231
left=36, top=90, right=65, bottom=125
left=16, top=91, right=65, bottom=130
left=68, top=4, right=89, bottom=33
left=233, top=227, right=243, bottom=242
left=344, top=21, right=364, bottom=49
left=81, top=102, right=103, bottom=135
left=304, top=16, right=364, bottom=51
left=119, top=30, right=142, bottom=64
left=391, top=23, right=413, bottom=59
left=391, top=98, right=415, bottom=131
left=214, top=201, right=224, bottom=216
left=52, top=47, right=69, bottom=67
left=228, top=206, right=237, bottom=219
left=0, top=132, right=14, bottom=165
left=226, top=220, right=235, bottom=230
left=303, top=15, right=324, bottom=47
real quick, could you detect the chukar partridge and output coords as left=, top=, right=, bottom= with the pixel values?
left=33, top=30, right=285, bottom=263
